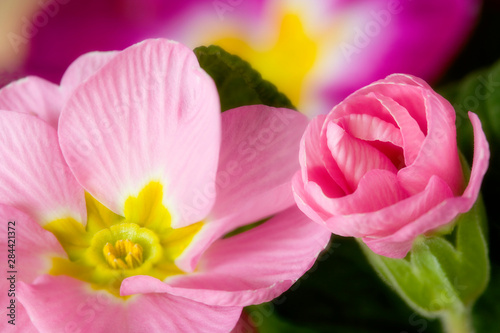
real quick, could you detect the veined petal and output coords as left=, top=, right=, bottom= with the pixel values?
left=0, top=204, right=66, bottom=332
left=324, top=93, right=400, bottom=129
left=19, top=275, right=242, bottom=333
left=60, top=51, right=118, bottom=97
left=363, top=194, right=474, bottom=259
left=0, top=111, right=85, bottom=225
left=175, top=106, right=308, bottom=271
left=336, top=113, right=403, bottom=147
left=398, top=89, right=463, bottom=195
left=0, top=76, right=62, bottom=128
left=326, top=121, right=398, bottom=192
left=462, top=112, right=490, bottom=200
left=122, top=207, right=331, bottom=307
left=59, top=39, right=221, bottom=227
left=364, top=112, right=489, bottom=258
left=373, top=93, right=425, bottom=166
left=292, top=172, right=332, bottom=224
left=0, top=204, right=66, bottom=283
left=301, top=114, right=326, bottom=181
left=324, top=176, right=453, bottom=238
left=209, top=105, right=308, bottom=234
left=302, top=169, right=409, bottom=220
left=382, top=73, right=433, bottom=89
left=0, top=302, right=37, bottom=332
left=321, top=93, right=407, bottom=175
left=301, top=115, right=345, bottom=198
left=354, top=84, right=428, bottom=134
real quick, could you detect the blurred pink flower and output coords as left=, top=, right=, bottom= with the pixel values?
left=292, top=74, right=489, bottom=258
left=16, top=0, right=479, bottom=115
left=0, top=39, right=330, bottom=332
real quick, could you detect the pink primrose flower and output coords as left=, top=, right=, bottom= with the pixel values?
left=0, top=39, right=330, bottom=332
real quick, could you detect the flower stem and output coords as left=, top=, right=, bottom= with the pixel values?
left=441, top=307, right=474, bottom=333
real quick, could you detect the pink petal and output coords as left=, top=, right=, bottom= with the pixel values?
left=326, top=121, right=398, bottom=192
left=364, top=112, right=489, bottom=258
left=0, top=302, right=37, bottom=333
left=19, top=275, right=242, bottom=333
left=0, top=76, right=63, bottom=128
left=319, top=93, right=400, bottom=195
left=372, top=93, right=425, bottom=165
left=300, top=115, right=327, bottom=182
left=210, top=106, right=308, bottom=235
left=0, top=111, right=85, bottom=224
left=354, top=83, right=428, bottom=134
left=0, top=204, right=66, bottom=332
left=60, top=50, right=118, bottom=97
left=462, top=112, right=490, bottom=199
left=292, top=172, right=333, bottom=224
left=301, top=114, right=344, bottom=197
left=364, top=194, right=473, bottom=258
left=324, top=175, right=453, bottom=238
left=324, top=93, right=399, bottom=129
left=0, top=178, right=67, bottom=333
left=301, top=169, right=409, bottom=221
left=382, top=73, right=433, bottom=89
left=398, top=89, right=463, bottom=195
left=0, top=204, right=66, bottom=284
left=121, top=207, right=331, bottom=307
left=336, top=113, right=403, bottom=147
left=176, top=106, right=308, bottom=271
left=58, top=39, right=221, bottom=227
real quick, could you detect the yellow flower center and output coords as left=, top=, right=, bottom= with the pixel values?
left=44, top=182, right=203, bottom=298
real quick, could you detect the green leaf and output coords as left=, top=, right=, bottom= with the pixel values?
left=194, top=45, right=295, bottom=112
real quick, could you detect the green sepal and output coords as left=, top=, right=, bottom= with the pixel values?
left=360, top=198, right=489, bottom=318
left=194, top=45, right=295, bottom=112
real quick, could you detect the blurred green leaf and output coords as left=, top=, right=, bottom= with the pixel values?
left=439, top=60, right=500, bottom=158
left=194, top=45, right=295, bottom=112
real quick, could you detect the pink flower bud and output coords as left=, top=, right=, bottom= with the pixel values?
left=293, top=74, right=490, bottom=258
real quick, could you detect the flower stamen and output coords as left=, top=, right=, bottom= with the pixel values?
left=103, top=240, right=143, bottom=270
